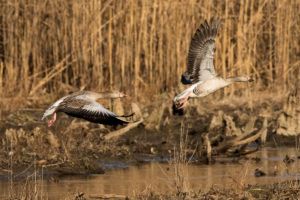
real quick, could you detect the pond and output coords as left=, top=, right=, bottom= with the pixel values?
left=0, top=147, right=299, bottom=199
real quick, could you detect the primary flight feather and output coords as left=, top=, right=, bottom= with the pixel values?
left=175, top=17, right=253, bottom=110
left=42, top=91, right=136, bottom=127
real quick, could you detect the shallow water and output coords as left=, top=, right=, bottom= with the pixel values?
left=1, top=147, right=300, bottom=199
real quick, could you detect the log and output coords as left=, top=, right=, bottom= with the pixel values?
left=234, top=126, right=266, bottom=146
left=213, top=128, right=257, bottom=153
left=228, top=147, right=259, bottom=156
left=214, top=118, right=268, bottom=154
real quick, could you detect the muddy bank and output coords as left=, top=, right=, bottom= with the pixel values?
left=0, top=93, right=299, bottom=177
left=2, top=147, right=300, bottom=199
left=133, top=180, right=300, bottom=200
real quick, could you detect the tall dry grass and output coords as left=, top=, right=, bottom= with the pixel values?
left=0, top=0, right=299, bottom=106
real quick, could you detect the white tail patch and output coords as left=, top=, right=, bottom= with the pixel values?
left=41, top=96, right=67, bottom=120
left=173, top=83, right=199, bottom=102
left=41, top=107, right=56, bottom=120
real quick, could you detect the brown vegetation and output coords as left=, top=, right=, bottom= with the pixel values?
left=0, top=0, right=300, bottom=199
left=134, top=180, right=300, bottom=200
left=0, top=0, right=299, bottom=114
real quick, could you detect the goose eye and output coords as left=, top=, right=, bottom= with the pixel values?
left=212, top=47, right=216, bottom=52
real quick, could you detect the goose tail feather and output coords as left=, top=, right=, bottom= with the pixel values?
left=119, top=112, right=135, bottom=118
left=41, top=107, right=55, bottom=120
left=115, top=117, right=141, bottom=124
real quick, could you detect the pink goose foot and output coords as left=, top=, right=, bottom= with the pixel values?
left=176, top=91, right=192, bottom=109
left=48, top=113, right=57, bottom=127
left=177, top=100, right=189, bottom=109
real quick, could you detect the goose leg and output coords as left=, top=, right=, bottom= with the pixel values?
left=177, top=91, right=192, bottom=109
left=48, top=113, right=57, bottom=127
left=177, top=100, right=188, bottom=109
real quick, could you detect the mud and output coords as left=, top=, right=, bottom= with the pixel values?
left=133, top=180, right=300, bottom=200
left=0, top=94, right=299, bottom=178
left=2, top=146, right=300, bottom=199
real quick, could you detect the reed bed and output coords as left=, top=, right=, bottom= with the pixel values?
left=0, top=0, right=299, bottom=107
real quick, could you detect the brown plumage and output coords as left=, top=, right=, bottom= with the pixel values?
left=174, top=17, right=253, bottom=110
left=42, top=91, right=135, bottom=127
left=181, top=17, right=222, bottom=84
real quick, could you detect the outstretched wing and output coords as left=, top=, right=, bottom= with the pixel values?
left=58, top=95, right=133, bottom=125
left=183, top=17, right=222, bottom=84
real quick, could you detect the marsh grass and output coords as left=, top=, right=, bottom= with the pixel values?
left=0, top=0, right=299, bottom=115
left=1, top=1, right=300, bottom=198
left=171, top=124, right=194, bottom=198
left=5, top=146, right=40, bottom=199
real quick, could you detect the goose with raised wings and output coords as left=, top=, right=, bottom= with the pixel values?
left=174, top=17, right=253, bottom=109
left=42, top=91, right=135, bottom=127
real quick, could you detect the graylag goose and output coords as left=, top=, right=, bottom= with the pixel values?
left=42, top=91, right=135, bottom=127
left=174, top=17, right=253, bottom=109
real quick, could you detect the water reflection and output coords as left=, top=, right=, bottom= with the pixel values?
left=0, top=147, right=299, bottom=199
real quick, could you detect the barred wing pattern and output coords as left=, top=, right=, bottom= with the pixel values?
left=57, top=95, right=131, bottom=125
left=183, top=17, right=222, bottom=84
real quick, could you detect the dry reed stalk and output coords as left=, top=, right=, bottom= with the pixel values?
left=0, top=61, right=3, bottom=95
left=0, top=0, right=299, bottom=108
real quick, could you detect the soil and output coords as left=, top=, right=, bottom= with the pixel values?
left=133, top=180, right=300, bottom=200
left=0, top=94, right=299, bottom=178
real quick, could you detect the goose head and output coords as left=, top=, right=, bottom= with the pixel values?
left=238, top=75, right=254, bottom=82
left=110, top=90, right=127, bottom=98
left=119, top=92, right=127, bottom=98
left=227, top=75, right=254, bottom=83
left=91, top=91, right=127, bottom=99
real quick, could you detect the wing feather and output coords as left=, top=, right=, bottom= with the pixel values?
left=58, top=97, right=131, bottom=125
left=183, top=17, right=222, bottom=84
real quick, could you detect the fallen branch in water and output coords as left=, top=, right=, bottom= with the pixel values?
left=227, top=146, right=259, bottom=156
left=213, top=118, right=268, bottom=155
left=104, top=119, right=143, bottom=140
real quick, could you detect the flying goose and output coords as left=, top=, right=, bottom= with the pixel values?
left=42, top=91, right=136, bottom=127
left=174, top=17, right=253, bottom=109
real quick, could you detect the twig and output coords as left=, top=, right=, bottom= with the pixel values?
left=214, top=118, right=268, bottom=154
left=234, top=126, right=267, bottom=146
